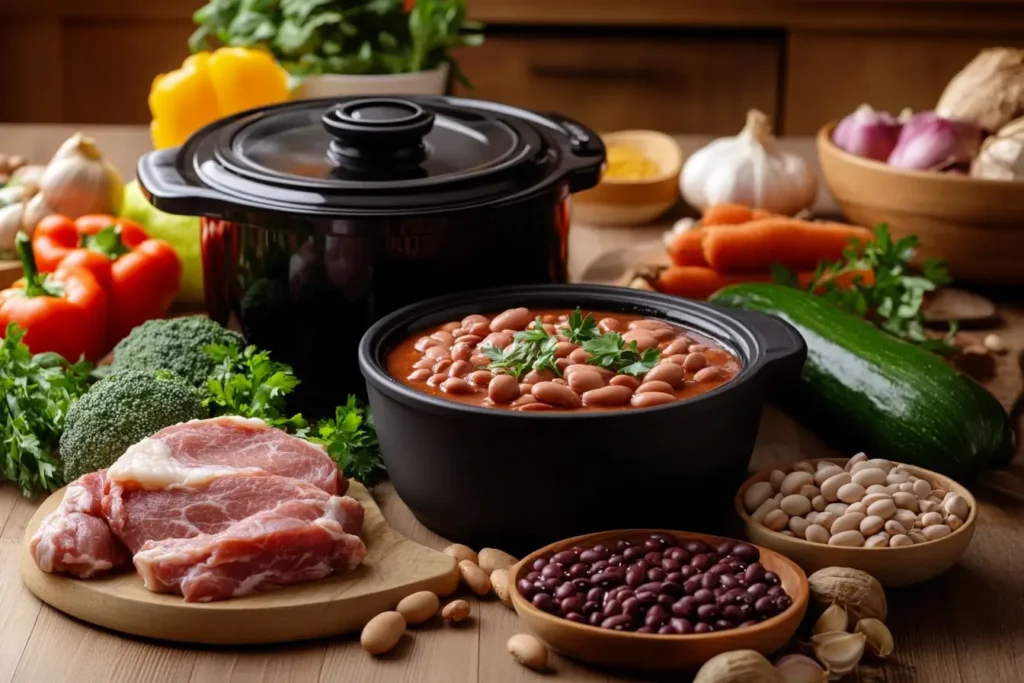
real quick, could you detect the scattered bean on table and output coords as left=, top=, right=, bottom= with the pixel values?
left=387, top=307, right=741, bottom=412
left=515, top=534, right=793, bottom=634
left=743, top=455, right=971, bottom=548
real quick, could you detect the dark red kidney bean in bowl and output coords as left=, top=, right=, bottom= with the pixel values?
left=516, top=534, right=792, bottom=634
left=386, top=307, right=741, bottom=412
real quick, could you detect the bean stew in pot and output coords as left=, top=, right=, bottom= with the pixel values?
left=386, top=307, right=741, bottom=411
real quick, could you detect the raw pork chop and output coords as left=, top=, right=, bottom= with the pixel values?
left=134, top=497, right=367, bottom=602
left=29, top=471, right=128, bottom=578
left=105, top=473, right=364, bottom=553
left=106, top=416, right=344, bottom=495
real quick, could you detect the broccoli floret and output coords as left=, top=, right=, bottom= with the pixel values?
left=60, top=370, right=208, bottom=481
left=110, top=316, right=244, bottom=390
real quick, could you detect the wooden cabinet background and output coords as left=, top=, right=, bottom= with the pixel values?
left=2, top=0, right=1024, bottom=134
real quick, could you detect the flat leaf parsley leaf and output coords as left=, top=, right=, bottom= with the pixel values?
left=480, top=317, right=560, bottom=380
left=582, top=332, right=661, bottom=376
left=772, top=223, right=957, bottom=355
left=308, top=396, right=385, bottom=488
left=560, top=308, right=599, bottom=344
left=203, top=343, right=308, bottom=432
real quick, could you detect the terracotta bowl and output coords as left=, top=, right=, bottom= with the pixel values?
left=817, top=122, right=1024, bottom=285
left=573, top=130, right=681, bottom=226
left=509, top=529, right=808, bottom=673
left=735, top=458, right=978, bottom=587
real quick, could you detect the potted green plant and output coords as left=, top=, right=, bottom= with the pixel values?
left=189, top=0, right=484, bottom=99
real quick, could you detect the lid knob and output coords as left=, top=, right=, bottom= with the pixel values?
left=322, top=98, right=435, bottom=170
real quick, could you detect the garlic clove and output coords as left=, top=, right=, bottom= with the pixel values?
left=811, top=631, right=866, bottom=678
left=812, top=603, right=848, bottom=635
left=774, top=654, right=828, bottom=683
left=694, top=649, right=783, bottom=683
left=854, top=618, right=894, bottom=658
left=832, top=103, right=902, bottom=162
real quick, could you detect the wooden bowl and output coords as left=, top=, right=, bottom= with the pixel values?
left=735, top=458, right=978, bottom=587
left=574, top=130, right=682, bottom=226
left=509, top=529, right=808, bottom=673
left=817, top=122, right=1024, bottom=285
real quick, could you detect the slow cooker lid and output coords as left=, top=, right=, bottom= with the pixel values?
left=180, top=95, right=566, bottom=214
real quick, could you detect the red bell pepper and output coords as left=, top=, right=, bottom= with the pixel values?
left=33, top=214, right=182, bottom=344
left=0, top=233, right=108, bottom=362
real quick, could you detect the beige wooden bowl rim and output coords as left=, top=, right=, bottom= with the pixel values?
left=818, top=122, right=1023, bottom=188
left=734, top=457, right=978, bottom=552
left=597, top=130, right=682, bottom=185
left=509, top=528, right=809, bottom=643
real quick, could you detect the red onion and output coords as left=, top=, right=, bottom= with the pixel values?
left=887, top=111, right=983, bottom=171
left=832, top=104, right=903, bottom=161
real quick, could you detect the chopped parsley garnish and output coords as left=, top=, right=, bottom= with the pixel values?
left=481, top=317, right=561, bottom=380
left=560, top=308, right=600, bottom=344
left=582, top=332, right=661, bottom=376
left=479, top=308, right=662, bottom=380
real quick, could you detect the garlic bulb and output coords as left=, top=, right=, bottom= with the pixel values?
left=0, top=202, right=24, bottom=253
left=21, top=193, right=55, bottom=235
left=832, top=104, right=903, bottom=161
left=971, top=116, right=1024, bottom=181
left=807, top=567, right=887, bottom=623
left=694, top=650, right=782, bottom=683
left=39, top=132, right=124, bottom=219
left=681, top=109, right=817, bottom=216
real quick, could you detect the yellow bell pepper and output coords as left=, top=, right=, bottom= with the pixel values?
left=148, top=48, right=290, bottom=150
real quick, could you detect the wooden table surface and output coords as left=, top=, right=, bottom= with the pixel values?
left=1, top=128, right=1023, bottom=682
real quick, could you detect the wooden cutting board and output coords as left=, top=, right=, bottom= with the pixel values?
left=19, top=481, right=460, bottom=645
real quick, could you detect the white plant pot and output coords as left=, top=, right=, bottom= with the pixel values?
left=292, top=64, right=450, bottom=100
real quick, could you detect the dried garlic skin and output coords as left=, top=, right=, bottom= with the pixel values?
left=811, top=631, right=866, bottom=677
left=807, top=567, right=887, bottom=623
left=812, top=603, right=848, bottom=635
left=693, top=649, right=783, bottom=683
left=774, top=654, right=829, bottom=683
left=855, top=618, right=895, bottom=658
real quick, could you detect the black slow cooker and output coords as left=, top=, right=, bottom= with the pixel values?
left=137, top=96, right=605, bottom=416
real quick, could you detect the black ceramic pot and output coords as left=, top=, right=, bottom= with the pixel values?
left=137, top=96, right=604, bottom=416
left=359, top=284, right=807, bottom=553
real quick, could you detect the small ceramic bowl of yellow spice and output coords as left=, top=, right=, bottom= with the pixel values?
left=574, top=130, right=682, bottom=226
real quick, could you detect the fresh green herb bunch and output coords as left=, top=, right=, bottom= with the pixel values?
left=189, top=0, right=484, bottom=81
left=307, top=396, right=384, bottom=487
left=201, top=343, right=386, bottom=486
left=772, top=223, right=957, bottom=355
left=203, top=343, right=307, bottom=433
left=0, top=323, right=95, bottom=496
left=481, top=309, right=662, bottom=380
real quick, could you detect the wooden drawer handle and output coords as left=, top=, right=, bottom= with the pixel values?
left=528, top=64, right=663, bottom=81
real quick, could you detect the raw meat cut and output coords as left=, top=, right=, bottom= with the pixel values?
left=107, top=416, right=343, bottom=495
left=105, top=473, right=364, bottom=553
left=28, top=471, right=128, bottom=578
left=30, top=417, right=367, bottom=601
left=134, top=497, right=367, bottom=602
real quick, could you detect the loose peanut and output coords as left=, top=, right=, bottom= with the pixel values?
left=478, top=548, right=518, bottom=574
left=443, top=543, right=478, bottom=565
left=442, top=599, right=471, bottom=623
left=490, top=568, right=513, bottom=608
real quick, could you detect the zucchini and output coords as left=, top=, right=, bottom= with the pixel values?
left=710, top=283, right=1014, bottom=479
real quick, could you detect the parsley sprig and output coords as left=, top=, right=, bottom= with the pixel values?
left=772, top=224, right=957, bottom=355
left=482, top=317, right=560, bottom=380
left=583, top=333, right=662, bottom=376
left=1, top=323, right=94, bottom=496
left=203, top=343, right=385, bottom=486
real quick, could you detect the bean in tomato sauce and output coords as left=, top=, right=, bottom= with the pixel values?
left=386, top=308, right=740, bottom=412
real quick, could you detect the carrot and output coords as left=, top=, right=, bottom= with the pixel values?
left=667, top=230, right=710, bottom=266
left=802, top=268, right=876, bottom=292
left=655, top=266, right=873, bottom=300
left=700, top=203, right=779, bottom=227
left=702, top=219, right=873, bottom=273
